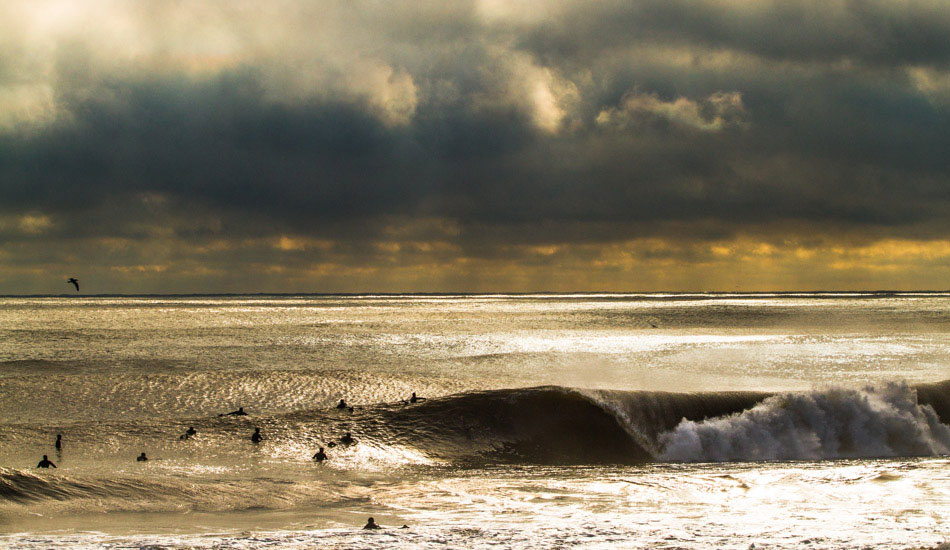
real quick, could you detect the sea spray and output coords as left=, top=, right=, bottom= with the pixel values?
left=658, top=383, right=950, bottom=462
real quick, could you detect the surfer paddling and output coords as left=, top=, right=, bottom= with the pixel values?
left=326, top=431, right=356, bottom=448
left=402, top=392, right=427, bottom=404
left=363, top=517, right=382, bottom=530
left=360, top=517, right=406, bottom=530
left=336, top=398, right=355, bottom=412
left=219, top=407, right=248, bottom=416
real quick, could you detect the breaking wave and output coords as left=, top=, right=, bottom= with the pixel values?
left=658, top=383, right=950, bottom=462
left=377, top=380, right=950, bottom=464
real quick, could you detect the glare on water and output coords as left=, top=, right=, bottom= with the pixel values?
left=0, top=294, right=948, bottom=549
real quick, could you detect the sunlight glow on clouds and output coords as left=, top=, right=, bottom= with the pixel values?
left=0, top=0, right=948, bottom=292
left=596, top=91, right=747, bottom=132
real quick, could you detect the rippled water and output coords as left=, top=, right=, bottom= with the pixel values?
left=1, top=293, right=949, bottom=548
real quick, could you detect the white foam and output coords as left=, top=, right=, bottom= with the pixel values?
left=659, top=383, right=950, bottom=462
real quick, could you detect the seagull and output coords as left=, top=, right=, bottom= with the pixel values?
left=67, top=278, right=79, bottom=292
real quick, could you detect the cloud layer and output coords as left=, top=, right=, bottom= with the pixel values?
left=1, top=0, right=949, bottom=292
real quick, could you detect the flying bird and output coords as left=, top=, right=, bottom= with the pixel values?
left=67, top=278, right=79, bottom=292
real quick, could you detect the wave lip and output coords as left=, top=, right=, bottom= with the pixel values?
left=379, top=382, right=950, bottom=465
left=379, top=386, right=655, bottom=464
left=658, top=382, right=950, bottom=463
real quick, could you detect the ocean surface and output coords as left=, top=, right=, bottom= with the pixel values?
left=1, top=293, right=949, bottom=549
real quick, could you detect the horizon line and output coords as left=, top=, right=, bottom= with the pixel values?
left=3, top=290, right=950, bottom=298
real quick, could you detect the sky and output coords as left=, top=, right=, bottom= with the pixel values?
left=2, top=0, right=950, bottom=293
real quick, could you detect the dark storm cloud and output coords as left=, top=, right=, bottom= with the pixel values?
left=517, top=0, right=950, bottom=67
left=1, top=0, right=950, bottom=291
left=3, top=65, right=945, bottom=238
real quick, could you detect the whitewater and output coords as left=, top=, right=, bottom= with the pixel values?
left=1, top=293, right=949, bottom=549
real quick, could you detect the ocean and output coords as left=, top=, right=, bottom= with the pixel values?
left=0, top=293, right=948, bottom=549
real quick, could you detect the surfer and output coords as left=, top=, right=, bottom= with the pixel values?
left=336, top=399, right=347, bottom=409
left=409, top=392, right=426, bottom=403
left=313, top=447, right=327, bottom=462
left=55, top=434, right=62, bottom=451
left=339, top=432, right=355, bottom=446
left=219, top=407, right=248, bottom=416
left=37, top=455, right=56, bottom=468
left=251, top=427, right=264, bottom=443
left=136, top=452, right=148, bottom=462
left=363, top=517, right=381, bottom=530
left=180, top=426, right=197, bottom=440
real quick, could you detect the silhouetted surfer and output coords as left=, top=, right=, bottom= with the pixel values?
left=251, top=427, right=264, bottom=443
left=337, top=399, right=347, bottom=409
left=339, top=432, right=355, bottom=446
left=37, top=455, right=56, bottom=468
left=313, top=447, right=327, bottom=462
left=137, top=452, right=148, bottom=462
left=408, top=392, right=426, bottom=403
left=363, top=517, right=381, bottom=530
left=66, top=278, right=79, bottom=292
left=55, top=434, right=62, bottom=451
left=220, top=407, right=248, bottom=416
left=180, top=426, right=197, bottom=440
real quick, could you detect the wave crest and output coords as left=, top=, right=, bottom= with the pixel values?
left=658, top=383, right=950, bottom=462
